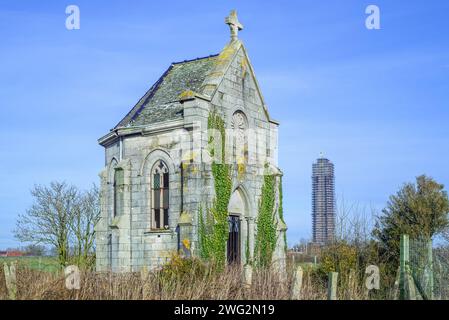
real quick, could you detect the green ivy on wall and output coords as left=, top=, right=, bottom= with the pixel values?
left=198, top=111, right=232, bottom=268
left=279, top=175, right=287, bottom=254
left=254, top=169, right=277, bottom=268
left=207, top=111, right=226, bottom=162
left=199, top=112, right=286, bottom=268
left=278, top=176, right=285, bottom=224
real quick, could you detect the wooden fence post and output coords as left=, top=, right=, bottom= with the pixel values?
left=3, top=262, right=17, bottom=300
left=327, top=272, right=338, bottom=300
left=291, top=265, right=303, bottom=300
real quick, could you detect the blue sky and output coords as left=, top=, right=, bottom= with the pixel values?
left=1, top=0, right=448, bottom=248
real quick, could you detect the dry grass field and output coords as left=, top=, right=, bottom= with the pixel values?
left=0, top=256, right=380, bottom=300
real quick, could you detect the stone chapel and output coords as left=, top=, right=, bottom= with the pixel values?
left=95, top=11, right=286, bottom=272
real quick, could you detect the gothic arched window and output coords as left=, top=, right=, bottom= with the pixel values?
left=151, top=160, right=169, bottom=229
left=113, top=168, right=124, bottom=218
left=231, top=111, right=248, bottom=164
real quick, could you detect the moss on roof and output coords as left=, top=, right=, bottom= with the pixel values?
left=115, top=54, right=219, bottom=128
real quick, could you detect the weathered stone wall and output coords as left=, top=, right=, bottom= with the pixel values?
left=97, top=129, right=185, bottom=271
left=96, top=43, right=284, bottom=272
left=197, top=44, right=281, bottom=265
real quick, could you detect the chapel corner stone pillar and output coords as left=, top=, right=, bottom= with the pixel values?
left=273, top=220, right=288, bottom=275
left=245, top=216, right=256, bottom=265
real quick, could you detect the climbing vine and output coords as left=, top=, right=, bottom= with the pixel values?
left=207, top=111, right=226, bottom=162
left=199, top=112, right=285, bottom=268
left=278, top=176, right=285, bottom=224
left=198, top=111, right=232, bottom=268
left=279, top=176, right=287, bottom=254
left=254, top=168, right=277, bottom=268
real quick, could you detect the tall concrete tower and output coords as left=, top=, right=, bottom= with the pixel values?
left=312, top=155, right=335, bottom=244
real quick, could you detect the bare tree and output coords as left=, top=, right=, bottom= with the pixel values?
left=335, top=195, right=375, bottom=245
left=14, top=182, right=78, bottom=266
left=14, top=182, right=99, bottom=268
left=69, top=185, right=100, bottom=267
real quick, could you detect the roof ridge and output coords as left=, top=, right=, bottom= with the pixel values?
left=172, top=54, right=219, bottom=65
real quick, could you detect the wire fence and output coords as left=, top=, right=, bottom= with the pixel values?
left=409, top=236, right=449, bottom=300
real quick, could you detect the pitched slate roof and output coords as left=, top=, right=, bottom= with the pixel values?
left=115, top=54, right=219, bottom=128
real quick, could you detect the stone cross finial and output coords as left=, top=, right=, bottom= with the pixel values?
left=225, top=10, right=243, bottom=41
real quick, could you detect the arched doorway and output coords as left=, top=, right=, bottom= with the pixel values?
left=227, top=188, right=246, bottom=265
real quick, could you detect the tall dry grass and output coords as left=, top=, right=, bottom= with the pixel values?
left=0, top=260, right=336, bottom=300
